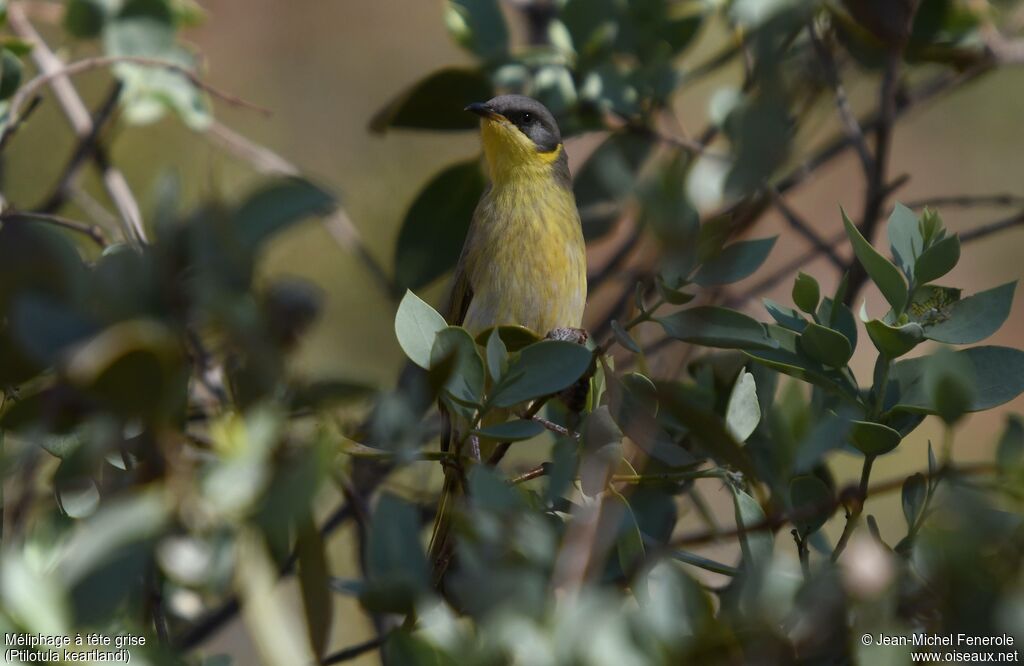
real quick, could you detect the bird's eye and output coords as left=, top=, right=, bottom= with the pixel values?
left=521, top=112, right=533, bottom=123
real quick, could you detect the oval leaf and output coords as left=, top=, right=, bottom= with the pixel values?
left=849, top=420, right=902, bottom=456
left=657, top=306, right=777, bottom=351
left=890, top=346, right=1024, bottom=415
left=924, top=282, right=1016, bottom=345
left=370, top=67, right=493, bottom=132
left=914, top=234, right=960, bottom=284
left=725, top=371, right=760, bottom=443
left=472, top=419, right=545, bottom=442
left=901, top=473, right=926, bottom=529
left=790, top=475, right=833, bottom=536
left=490, top=340, right=594, bottom=408
left=394, top=159, right=485, bottom=290
left=792, top=272, right=820, bottom=314
left=864, top=317, right=923, bottom=358
left=798, top=322, right=853, bottom=368
left=693, top=237, right=777, bottom=286
left=842, top=208, right=907, bottom=313
left=395, top=290, right=447, bottom=369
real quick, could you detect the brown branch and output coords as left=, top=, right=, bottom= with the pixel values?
left=905, top=193, right=1024, bottom=209
left=767, top=185, right=845, bottom=269
left=7, top=4, right=146, bottom=245
left=1, top=211, right=109, bottom=248
left=960, top=208, right=1024, bottom=242
left=321, top=635, right=390, bottom=665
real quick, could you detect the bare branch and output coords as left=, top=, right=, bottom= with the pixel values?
left=767, top=185, right=845, bottom=269
left=960, top=209, right=1024, bottom=243
left=905, top=193, right=1024, bottom=209
left=1, top=211, right=109, bottom=248
left=204, top=120, right=300, bottom=176
left=7, top=4, right=146, bottom=245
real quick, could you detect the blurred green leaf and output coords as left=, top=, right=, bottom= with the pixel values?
left=725, top=370, right=760, bottom=443
left=693, top=237, right=777, bottom=286
left=604, top=370, right=693, bottom=469
left=731, top=487, right=773, bottom=568
left=924, top=349, right=975, bottom=424
left=996, top=415, right=1024, bottom=476
left=0, top=48, right=21, bottom=100
left=658, top=381, right=754, bottom=475
left=657, top=306, right=777, bottom=350
left=610, top=490, right=645, bottom=575
left=473, top=419, right=544, bottom=442
left=64, top=0, right=108, bottom=38
left=2, top=550, right=71, bottom=635
left=915, top=234, right=960, bottom=284
left=233, top=178, right=335, bottom=251
left=849, top=420, right=902, bottom=456
left=924, top=282, right=1016, bottom=344
left=842, top=208, right=907, bottom=313
left=395, top=290, right=447, bottom=369
left=798, top=322, right=853, bottom=368
left=490, top=340, right=593, bottom=408
left=394, top=159, right=484, bottom=290
left=790, top=475, right=832, bottom=535
left=296, top=516, right=332, bottom=659
left=371, top=67, right=493, bottom=133
left=364, top=493, right=429, bottom=613
left=444, top=0, right=508, bottom=60
left=792, top=272, right=820, bottom=314
left=474, top=325, right=540, bottom=352
left=746, top=326, right=857, bottom=401
left=902, top=472, right=927, bottom=529
left=55, top=476, right=100, bottom=519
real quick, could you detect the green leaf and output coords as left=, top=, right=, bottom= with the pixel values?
left=393, top=159, right=485, bottom=290
left=842, top=208, right=907, bottom=313
left=55, top=477, right=100, bottom=519
left=490, top=340, right=593, bottom=408
left=861, top=302, right=923, bottom=357
left=370, top=67, right=493, bottom=133
left=798, top=323, right=853, bottom=368
left=611, top=320, right=641, bottom=353
left=924, top=282, right=1016, bottom=345
left=889, top=346, right=1024, bottom=415
left=657, top=382, right=753, bottom=475
left=603, top=370, right=693, bottom=469
left=485, top=328, right=508, bottom=382
left=64, top=0, right=107, bottom=38
left=394, top=290, right=447, bottom=369
left=746, top=326, right=857, bottom=401
left=611, top=490, right=645, bottom=574
left=901, top=473, right=926, bottom=530
left=363, top=493, right=429, bottom=613
left=657, top=306, right=777, bottom=350
left=725, top=370, right=760, bottom=443
left=731, top=487, right=773, bottom=568
left=0, top=47, right=21, bottom=100
left=914, top=234, right=960, bottom=284
left=763, top=298, right=807, bottom=332
left=849, top=420, right=902, bottom=456
left=792, top=272, right=820, bottom=314
left=790, top=475, right=833, bottom=536
left=233, top=178, right=336, bottom=250
left=924, top=349, right=975, bottom=425
left=430, top=327, right=485, bottom=407
left=656, top=275, right=696, bottom=305
left=692, top=237, right=777, bottom=286
left=444, top=0, right=509, bottom=60
left=472, top=419, right=544, bottom=442
left=887, top=202, right=921, bottom=278
left=296, top=516, right=332, bottom=659
left=474, top=325, right=540, bottom=352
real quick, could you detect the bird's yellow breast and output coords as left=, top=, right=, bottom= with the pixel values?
left=460, top=160, right=586, bottom=337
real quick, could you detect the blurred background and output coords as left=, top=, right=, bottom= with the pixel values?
left=4, top=1, right=1023, bottom=662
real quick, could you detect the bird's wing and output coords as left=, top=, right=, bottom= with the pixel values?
left=444, top=196, right=485, bottom=325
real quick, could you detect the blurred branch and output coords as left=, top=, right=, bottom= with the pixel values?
left=843, top=51, right=902, bottom=306
left=767, top=186, right=844, bottom=269
left=905, top=193, right=1024, bottom=209
left=7, top=3, right=147, bottom=245
left=201, top=120, right=398, bottom=297
left=807, top=20, right=874, bottom=176
left=960, top=208, right=1024, bottom=242
left=1, top=211, right=109, bottom=248
left=830, top=454, right=875, bottom=562
left=321, top=635, right=390, bottom=665
left=0, top=95, right=41, bottom=153
left=36, top=82, right=123, bottom=215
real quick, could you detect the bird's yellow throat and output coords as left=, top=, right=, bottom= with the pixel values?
left=479, top=116, right=565, bottom=186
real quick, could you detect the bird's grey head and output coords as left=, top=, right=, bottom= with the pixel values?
left=465, top=95, right=562, bottom=152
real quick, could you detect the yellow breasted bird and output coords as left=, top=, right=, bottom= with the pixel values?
left=428, top=95, right=587, bottom=584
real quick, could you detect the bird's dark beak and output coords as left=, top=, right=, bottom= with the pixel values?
left=465, top=102, right=500, bottom=120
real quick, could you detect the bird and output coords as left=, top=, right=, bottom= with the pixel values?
left=427, top=94, right=587, bottom=586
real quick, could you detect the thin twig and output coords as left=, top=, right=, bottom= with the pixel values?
left=807, top=20, right=874, bottom=176
left=905, top=193, right=1024, bottom=209
left=1, top=211, right=109, bottom=248
left=767, top=185, right=845, bottom=269
left=321, top=635, right=390, bottom=665
left=511, top=464, right=549, bottom=485
left=0, top=95, right=42, bottom=153
left=960, top=208, right=1024, bottom=242
left=7, top=4, right=146, bottom=244
left=204, top=120, right=299, bottom=176
left=7, top=54, right=271, bottom=128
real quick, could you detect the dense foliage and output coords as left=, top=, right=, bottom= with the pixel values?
left=1, top=1, right=1023, bottom=665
